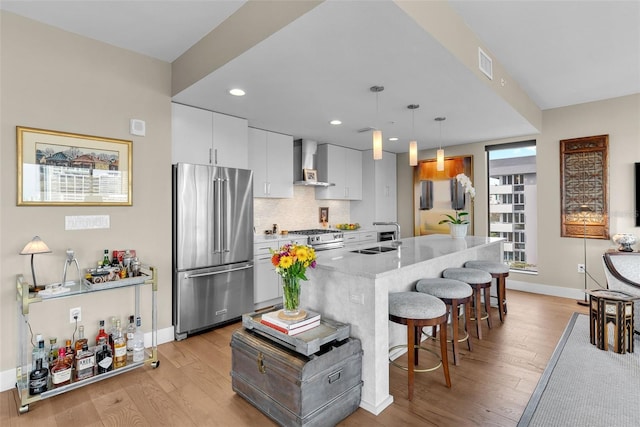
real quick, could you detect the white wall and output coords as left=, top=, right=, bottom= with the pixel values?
left=0, top=12, right=172, bottom=380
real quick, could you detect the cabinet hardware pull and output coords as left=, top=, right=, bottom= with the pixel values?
left=257, top=352, right=266, bottom=374
left=328, top=369, right=342, bottom=383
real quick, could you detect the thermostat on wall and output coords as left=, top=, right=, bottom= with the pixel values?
left=130, top=119, right=146, bottom=136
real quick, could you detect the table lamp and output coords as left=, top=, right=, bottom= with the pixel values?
left=20, top=236, right=51, bottom=291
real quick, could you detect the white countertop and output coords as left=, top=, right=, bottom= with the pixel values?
left=314, top=234, right=503, bottom=278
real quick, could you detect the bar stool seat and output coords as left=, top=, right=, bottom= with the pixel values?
left=416, top=278, right=473, bottom=365
left=388, top=292, right=451, bottom=400
left=464, top=260, right=510, bottom=322
left=442, top=268, right=493, bottom=339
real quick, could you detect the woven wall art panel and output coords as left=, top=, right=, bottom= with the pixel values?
left=560, top=135, right=609, bottom=239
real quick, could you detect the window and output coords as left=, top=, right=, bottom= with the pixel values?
left=487, top=141, right=537, bottom=272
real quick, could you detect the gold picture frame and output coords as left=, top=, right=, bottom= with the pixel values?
left=303, top=168, right=317, bottom=183
left=17, top=126, right=133, bottom=206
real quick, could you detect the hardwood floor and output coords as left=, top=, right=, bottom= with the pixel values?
left=1, top=290, right=588, bottom=426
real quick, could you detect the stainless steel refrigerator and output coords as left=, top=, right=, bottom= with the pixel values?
left=172, top=163, right=254, bottom=341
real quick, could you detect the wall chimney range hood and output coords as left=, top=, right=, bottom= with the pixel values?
left=293, top=139, right=334, bottom=187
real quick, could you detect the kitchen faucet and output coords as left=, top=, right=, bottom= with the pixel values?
left=373, top=222, right=401, bottom=244
left=62, top=249, right=81, bottom=286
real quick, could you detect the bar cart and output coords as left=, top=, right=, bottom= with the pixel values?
left=14, top=265, right=159, bottom=414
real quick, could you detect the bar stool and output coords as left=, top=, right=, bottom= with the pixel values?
left=415, top=278, right=473, bottom=365
left=442, top=268, right=493, bottom=339
left=464, top=260, right=510, bottom=322
left=388, top=292, right=451, bottom=400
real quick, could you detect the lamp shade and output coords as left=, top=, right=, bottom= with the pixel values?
left=20, top=236, right=51, bottom=255
left=436, top=148, right=445, bottom=171
left=409, top=141, right=418, bottom=166
left=373, top=130, right=383, bottom=160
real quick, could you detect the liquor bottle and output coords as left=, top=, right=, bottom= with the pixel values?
left=32, top=334, right=46, bottom=371
left=48, top=337, right=58, bottom=368
left=113, top=319, right=127, bottom=369
left=50, top=347, right=72, bottom=388
left=126, top=315, right=136, bottom=362
left=111, top=250, right=120, bottom=267
left=96, top=341, right=113, bottom=374
left=95, top=320, right=109, bottom=346
left=132, top=316, right=145, bottom=363
left=102, top=249, right=110, bottom=267
left=75, top=343, right=95, bottom=381
left=29, top=358, right=48, bottom=395
left=75, top=325, right=88, bottom=352
left=64, top=339, right=75, bottom=366
left=108, top=316, right=118, bottom=355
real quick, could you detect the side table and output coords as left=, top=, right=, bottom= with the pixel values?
left=587, top=289, right=638, bottom=354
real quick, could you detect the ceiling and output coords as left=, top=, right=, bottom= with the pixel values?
left=2, top=1, right=639, bottom=154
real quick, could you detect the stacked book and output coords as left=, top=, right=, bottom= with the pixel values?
left=260, top=309, right=321, bottom=336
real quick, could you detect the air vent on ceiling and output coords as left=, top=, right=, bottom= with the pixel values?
left=478, top=47, right=493, bottom=80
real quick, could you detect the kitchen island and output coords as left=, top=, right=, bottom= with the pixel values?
left=301, top=234, right=503, bottom=415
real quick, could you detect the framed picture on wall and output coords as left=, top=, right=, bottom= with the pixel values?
left=413, top=155, right=474, bottom=236
left=303, top=168, right=317, bottom=183
left=17, top=126, right=133, bottom=206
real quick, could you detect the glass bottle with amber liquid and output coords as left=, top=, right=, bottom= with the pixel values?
left=75, top=343, right=95, bottom=381
left=113, top=320, right=127, bottom=369
left=75, top=325, right=88, bottom=352
left=51, top=347, right=72, bottom=388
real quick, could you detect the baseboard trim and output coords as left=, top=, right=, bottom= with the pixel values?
left=1, top=326, right=175, bottom=393
left=507, top=279, right=587, bottom=300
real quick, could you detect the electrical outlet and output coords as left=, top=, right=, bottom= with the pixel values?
left=70, top=307, right=81, bottom=323
left=577, top=264, right=585, bottom=273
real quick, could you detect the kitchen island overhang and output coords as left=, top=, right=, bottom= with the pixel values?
left=301, top=234, right=504, bottom=415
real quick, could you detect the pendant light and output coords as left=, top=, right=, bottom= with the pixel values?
left=407, top=104, right=419, bottom=166
left=371, top=86, right=384, bottom=160
left=435, top=116, right=446, bottom=171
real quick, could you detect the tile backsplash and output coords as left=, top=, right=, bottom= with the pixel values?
left=254, top=186, right=350, bottom=234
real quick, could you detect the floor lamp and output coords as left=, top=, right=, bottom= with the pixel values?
left=577, top=204, right=592, bottom=306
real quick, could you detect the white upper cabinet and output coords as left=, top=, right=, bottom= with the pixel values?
left=315, top=144, right=362, bottom=200
left=212, top=111, right=248, bottom=169
left=248, top=127, right=293, bottom=198
left=171, top=103, right=248, bottom=169
left=351, top=150, right=397, bottom=225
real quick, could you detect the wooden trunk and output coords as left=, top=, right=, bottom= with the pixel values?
left=231, top=328, right=362, bottom=427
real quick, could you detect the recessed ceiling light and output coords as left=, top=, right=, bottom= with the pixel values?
left=388, top=137, right=398, bottom=141
left=329, top=119, right=342, bottom=125
left=229, top=88, right=245, bottom=96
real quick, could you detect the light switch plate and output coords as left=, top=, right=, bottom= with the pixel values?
left=65, top=215, right=110, bottom=230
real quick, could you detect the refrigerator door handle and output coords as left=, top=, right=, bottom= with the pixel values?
left=184, top=264, right=253, bottom=279
left=222, top=177, right=229, bottom=253
left=213, top=176, right=223, bottom=254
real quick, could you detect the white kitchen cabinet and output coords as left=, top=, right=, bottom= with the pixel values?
left=171, top=103, right=248, bottom=169
left=248, top=128, right=293, bottom=198
left=253, top=237, right=306, bottom=310
left=315, top=144, right=362, bottom=200
left=351, top=150, right=397, bottom=226
left=342, top=230, right=378, bottom=248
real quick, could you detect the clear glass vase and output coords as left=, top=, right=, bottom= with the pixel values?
left=282, top=276, right=301, bottom=316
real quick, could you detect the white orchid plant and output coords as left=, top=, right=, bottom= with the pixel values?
left=438, top=173, right=475, bottom=225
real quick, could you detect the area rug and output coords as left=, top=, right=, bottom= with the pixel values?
left=518, top=312, right=640, bottom=426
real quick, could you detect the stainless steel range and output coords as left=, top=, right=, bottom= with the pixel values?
left=289, top=229, right=344, bottom=251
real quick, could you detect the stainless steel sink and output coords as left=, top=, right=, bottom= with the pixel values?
left=350, top=246, right=397, bottom=255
